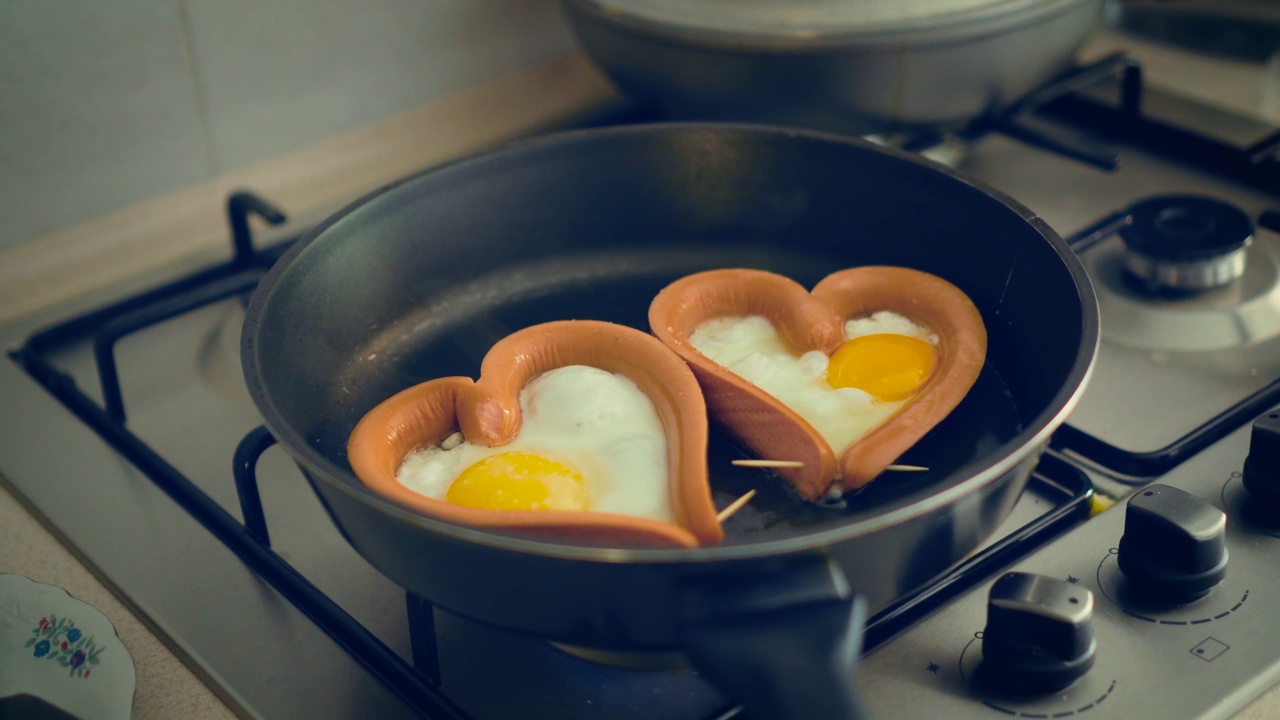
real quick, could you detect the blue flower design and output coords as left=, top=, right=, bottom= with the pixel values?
left=69, top=650, right=87, bottom=669
left=33, top=639, right=50, bottom=657
left=66, top=628, right=82, bottom=643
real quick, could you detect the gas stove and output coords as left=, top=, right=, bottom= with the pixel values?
left=5, top=33, right=1280, bottom=720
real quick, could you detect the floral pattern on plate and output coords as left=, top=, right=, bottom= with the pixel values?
left=26, top=614, right=105, bottom=678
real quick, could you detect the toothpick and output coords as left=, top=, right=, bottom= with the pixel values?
left=716, top=489, right=757, bottom=523
left=731, top=459, right=805, bottom=469
left=731, top=459, right=928, bottom=473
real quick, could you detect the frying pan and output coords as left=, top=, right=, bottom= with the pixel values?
left=241, top=124, right=1098, bottom=718
left=560, top=0, right=1103, bottom=134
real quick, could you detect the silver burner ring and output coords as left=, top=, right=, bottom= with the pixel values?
left=1119, top=194, right=1255, bottom=292
left=1123, top=243, right=1251, bottom=292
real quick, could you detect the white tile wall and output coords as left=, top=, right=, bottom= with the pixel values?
left=183, top=0, right=576, bottom=172
left=0, top=0, right=578, bottom=252
left=0, top=1, right=212, bottom=250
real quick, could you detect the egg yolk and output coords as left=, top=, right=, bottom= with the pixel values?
left=445, top=452, right=588, bottom=511
left=826, top=333, right=939, bottom=401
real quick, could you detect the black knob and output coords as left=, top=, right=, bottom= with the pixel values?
left=1243, top=409, right=1280, bottom=513
left=979, top=573, right=1096, bottom=695
left=1118, top=484, right=1228, bottom=603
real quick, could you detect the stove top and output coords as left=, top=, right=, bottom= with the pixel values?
left=5, top=41, right=1280, bottom=720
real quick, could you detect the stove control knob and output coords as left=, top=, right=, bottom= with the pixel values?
left=980, top=573, right=1096, bottom=695
left=1243, top=410, right=1280, bottom=513
left=1118, top=484, right=1228, bottom=602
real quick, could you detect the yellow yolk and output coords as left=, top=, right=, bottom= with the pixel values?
left=445, top=452, right=588, bottom=511
left=827, top=333, right=939, bottom=401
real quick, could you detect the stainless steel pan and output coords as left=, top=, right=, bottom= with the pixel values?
left=562, top=0, right=1103, bottom=134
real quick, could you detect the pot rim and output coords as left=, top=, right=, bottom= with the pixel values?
left=563, top=0, right=1098, bottom=52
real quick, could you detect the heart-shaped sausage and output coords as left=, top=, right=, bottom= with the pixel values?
left=649, top=267, right=987, bottom=500
left=346, top=320, right=724, bottom=548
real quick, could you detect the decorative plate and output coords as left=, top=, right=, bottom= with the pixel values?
left=0, top=574, right=135, bottom=719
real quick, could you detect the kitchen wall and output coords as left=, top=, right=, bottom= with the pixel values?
left=0, top=0, right=579, bottom=253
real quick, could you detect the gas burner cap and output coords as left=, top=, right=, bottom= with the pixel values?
left=1120, top=194, right=1254, bottom=292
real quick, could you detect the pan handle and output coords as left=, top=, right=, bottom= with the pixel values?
left=680, top=555, right=869, bottom=720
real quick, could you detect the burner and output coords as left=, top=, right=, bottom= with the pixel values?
left=1077, top=198, right=1280, bottom=353
left=1119, top=195, right=1254, bottom=292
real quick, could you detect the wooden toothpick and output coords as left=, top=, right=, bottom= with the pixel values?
left=716, top=489, right=758, bottom=523
left=731, top=459, right=928, bottom=473
left=731, top=459, right=805, bottom=469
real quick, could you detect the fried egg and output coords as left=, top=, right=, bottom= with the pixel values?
left=688, top=311, right=939, bottom=453
left=395, top=365, right=673, bottom=522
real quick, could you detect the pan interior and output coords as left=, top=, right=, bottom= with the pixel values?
left=321, top=245, right=1023, bottom=543
left=248, top=125, right=1089, bottom=550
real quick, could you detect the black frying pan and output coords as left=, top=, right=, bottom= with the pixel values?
left=241, top=124, right=1097, bottom=718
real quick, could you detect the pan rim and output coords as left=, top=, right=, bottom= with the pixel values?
left=241, top=121, right=1100, bottom=565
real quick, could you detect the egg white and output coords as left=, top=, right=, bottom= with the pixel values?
left=395, top=365, right=674, bottom=522
left=688, top=311, right=938, bottom=454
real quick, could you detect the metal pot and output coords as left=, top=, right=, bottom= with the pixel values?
left=562, top=0, right=1103, bottom=134
left=241, top=124, right=1098, bottom=718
